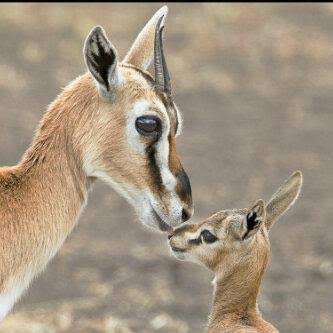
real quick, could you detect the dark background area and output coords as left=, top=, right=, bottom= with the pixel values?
left=0, top=3, right=332, bottom=333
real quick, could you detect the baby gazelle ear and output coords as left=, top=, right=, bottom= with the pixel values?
left=84, top=26, right=119, bottom=96
left=123, top=6, right=168, bottom=70
left=241, top=199, right=266, bottom=240
left=265, top=171, right=303, bottom=230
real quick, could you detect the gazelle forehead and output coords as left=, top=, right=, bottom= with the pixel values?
left=129, top=98, right=168, bottom=119
left=120, top=65, right=180, bottom=132
left=204, top=208, right=247, bottom=228
left=120, top=63, right=154, bottom=83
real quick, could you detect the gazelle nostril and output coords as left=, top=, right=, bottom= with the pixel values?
left=182, top=208, right=190, bottom=223
left=167, top=234, right=173, bottom=240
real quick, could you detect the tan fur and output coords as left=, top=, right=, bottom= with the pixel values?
left=0, top=70, right=150, bottom=293
left=169, top=171, right=303, bottom=333
left=0, top=6, right=193, bottom=318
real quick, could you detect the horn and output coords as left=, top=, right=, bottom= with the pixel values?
left=154, top=15, right=171, bottom=96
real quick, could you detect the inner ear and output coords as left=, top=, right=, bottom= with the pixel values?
left=242, top=199, right=265, bottom=240
left=246, top=211, right=259, bottom=230
left=84, top=26, right=119, bottom=93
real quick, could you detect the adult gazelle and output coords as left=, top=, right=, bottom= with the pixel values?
left=0, top=6, right=192, bottom=319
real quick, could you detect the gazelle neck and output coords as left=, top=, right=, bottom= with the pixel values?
left=0, top=74, right=98, bottom=318
left=208, top=250, right=269, bottom=332
left=18, top=74, right=98, bottom=217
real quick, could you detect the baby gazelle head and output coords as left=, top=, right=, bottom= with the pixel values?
left=169, top=171, right=303, bottom=273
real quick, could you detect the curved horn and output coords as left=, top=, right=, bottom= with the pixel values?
left=154, top=15, right=171, bottom=96
left=160, top=26, right=171, bottom=95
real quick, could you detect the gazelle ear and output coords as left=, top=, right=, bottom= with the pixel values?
left=84, top=26, right=119, bottom=96
left=265, top=171, right=303, bottom=230
left=123, top=6, right=168, bottom=70
left=241, top=199, right=266, bottom=240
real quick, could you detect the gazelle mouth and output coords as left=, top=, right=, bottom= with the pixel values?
left=170, top=246, right=186, bottom=253
left=151, top=209, right=172, bottom=232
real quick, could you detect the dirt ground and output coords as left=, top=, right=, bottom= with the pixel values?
left=0, top=3, right=332, bottom=333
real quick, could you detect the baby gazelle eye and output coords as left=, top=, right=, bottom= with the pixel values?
left=201, top=230, right=218, bottom=243
left=135, top=116, right=161, bottom=137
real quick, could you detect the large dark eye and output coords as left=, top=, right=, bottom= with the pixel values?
left=135, top=116, right=161, bottom=137
left=201, top=230, right=218, bottom=243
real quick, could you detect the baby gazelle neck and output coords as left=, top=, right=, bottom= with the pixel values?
left=169, top=171, right=303, bottom=333
left=209, top=228, right=273, bottom=332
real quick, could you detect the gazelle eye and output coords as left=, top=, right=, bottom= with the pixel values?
left=135, top=116, right=161, bottom=136
left=201, top=230, right=218, bottom=243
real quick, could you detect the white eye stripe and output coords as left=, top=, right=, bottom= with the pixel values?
left=126, top=98, right=181, bottom=196
left=154, top=121, right=177, bottom=190
left=172, top=103, right=182, bottom=136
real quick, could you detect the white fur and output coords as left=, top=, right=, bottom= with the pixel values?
left=173, top=102, right=183, bottom=137
left=83, top=149, right=98, bottom=176
left=0, top=283, right=27, bottom=321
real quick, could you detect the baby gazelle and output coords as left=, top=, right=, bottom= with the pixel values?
left=168, top=171, right=303, bottom=333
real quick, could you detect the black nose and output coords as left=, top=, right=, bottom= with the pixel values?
left=167, top=234, right=173, bottom=240
left=182, top=208, right=191, bottom=223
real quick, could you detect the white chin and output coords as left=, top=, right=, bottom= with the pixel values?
left=171, top=250, right=187, bottom=261
left=138, top=211, right=172, bottom=232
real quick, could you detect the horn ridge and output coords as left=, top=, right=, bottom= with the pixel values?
left=154, top=15, right=165, bottom=91
left=154, top=15, right=171, bottom=96
left=160, top=26, right=171, bottom=96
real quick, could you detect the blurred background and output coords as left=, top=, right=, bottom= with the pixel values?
left=0, top=3, right=332, bottom=333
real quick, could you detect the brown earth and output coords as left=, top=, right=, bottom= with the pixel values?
left=0, top=3, right=332, bottom=333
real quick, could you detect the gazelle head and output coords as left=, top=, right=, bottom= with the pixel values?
left=80, top=7, right=193, bottom=231
left=168, top=171, right=303, bottom=274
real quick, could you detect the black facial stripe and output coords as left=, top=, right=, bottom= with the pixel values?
left=189, top=237, right=202, bottom=246
left=146, top=145, right=163, bottom=193
left=242, top=230, right=250, bottom=241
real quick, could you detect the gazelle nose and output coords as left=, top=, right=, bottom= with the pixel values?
left=167, top=233, right=173, bottom=240
left=182, top=208, right=191, bottom=223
